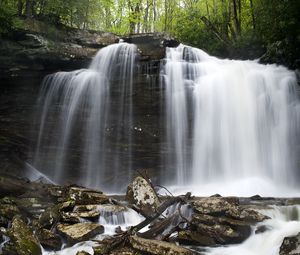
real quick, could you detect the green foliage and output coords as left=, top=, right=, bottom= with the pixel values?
left=0, top=0, right=299, bottom=66
left=0, top=3, right=16, bottom=35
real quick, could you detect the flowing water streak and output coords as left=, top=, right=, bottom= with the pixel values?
left=33, top=43, right=137, bottom=190
left=205, top=205, right=300, bottom=255
left=162, top=44, right=300, bottom=195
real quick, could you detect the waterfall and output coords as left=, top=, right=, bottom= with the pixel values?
left=33, top=43, right=137, bottom=191
left=162, top=44, right=300, bottom=196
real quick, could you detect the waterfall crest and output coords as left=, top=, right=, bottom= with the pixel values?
left=162, top=44, right=300, bottom=196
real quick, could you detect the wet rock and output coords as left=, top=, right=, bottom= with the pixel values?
left=255, top=225, right=271, bottom=234
left=192, top=213, right=252, bottom=243
left=122, top=33, right=179, bottom=61
left=178, top=230, right=216, bottom=246
left=38, top=204, right=61, bottom=229
left=67, top=187, right=109, bottom=205
left=0, top=175, right=30, bottom=197
left=279, top=232, right=300, bottom=255
left=76, top=251, right=92, bottom=255
left=93, top=245, right=140, bottom=255
left=4, top=216, right=41, bottom=255
left=129, top=235, right=195, bottom=255
left=126, top=176, right=160, bottom=216
left=57, top=223, right=104, bottom=244
left=38, top=200, right=75, bottom=228
left=73, top=204, right=101, bottom=219
left=18, top=34, right=48, bottom=48
left=0, top=197, right=20, bottom=220
left=192, top=197, right=239, bottom=216
left=14, top=197, right=53, bottom=218
left=36, top=228, right=62, bottom=250
left=96, top=204, right=127, bottom=213
left=61, top=212, right=81, bottom=224
left=109, top=247, right=142, bottom=255
left=225, top=207, right=269, bottom=223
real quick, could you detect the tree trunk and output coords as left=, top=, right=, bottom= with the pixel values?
left=232, top=0, right=241, bottom=36
left=249, top=0, right=256, bottom=29
left=17, top=0, right=23, bottom=16
left=25, top=0, right=32, bottom=18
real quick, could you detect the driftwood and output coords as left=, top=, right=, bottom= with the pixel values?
left=93, top=195, right=188, bottom=254
left=129, top=235, right=195, bottom=255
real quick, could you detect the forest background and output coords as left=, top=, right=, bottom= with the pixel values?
left=0, top=0, right=299, bottom=68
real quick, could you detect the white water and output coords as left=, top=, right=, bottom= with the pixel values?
left=33, top=43, right=136, bottom=191
left=42, top=207, right=144, bottom=255
left=205, top=205, right=300, bottom=255
left=162, top=44, right=300, bottom=196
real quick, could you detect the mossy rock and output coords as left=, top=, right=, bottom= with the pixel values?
left=5, top=216, right=41, bottom=255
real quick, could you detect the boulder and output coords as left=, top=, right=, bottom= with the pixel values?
left=129, top=235, right=195, bottom=255
left=4, top=216, right=41, bottom=255
left=67, top=187, right=109, bottom=205
left=38, top=204, right=61, bottom=229
left=192, top=197, right=239, bottom=215
left=76, top=251, right=92, bottom=255
left=178, top=230, right=216, bottom=246
left=93, top=245, right=140, bottom=255
left=57, top=223, right=104, bottom=244
left=126, top=176, right=160, bottom=216
left=280, top=232, right=300, bottom=255
left=225, top=207, right=269, bottom=223
left=38, top=200, right=75, bottom=228
left=0, top=175, right=30, bottom=197
left=0, top=198, right=20, bottom=220
left=36, top=228, right=62, bottom=250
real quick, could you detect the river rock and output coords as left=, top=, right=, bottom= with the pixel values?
left=36, top=228, right=62, bottom=250
left=38, top=204, right=61, bottom=228
left=0, top=198, right=20, bottom=220
left=280, top=232, right=300, bottom=255
left=126, top=176, right=160, bottom=216
left=76, top=251, right=92, bottom=255
left=0, top=175, right=30, bottom=197
left=178, top=230, right=216, bottom=246
left=192, top=197, right=239, bottom=215
left=129, top=235, right=195, bottom=255
left=67, top=187, right=109, bottom=205
left=225, top=207, right=269, bottom=222
left=4, top=216, right=42, bottom=255
left=57, top=223, right=104, bottom=244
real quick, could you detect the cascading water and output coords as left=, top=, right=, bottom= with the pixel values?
left=162, top=44, right=300, bottom=196
left=205, top=205, right=300, bottom=255
left=33, top=43, right=137, bottom=191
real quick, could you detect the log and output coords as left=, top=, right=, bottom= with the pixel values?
left=129, top=235, right=196, bottom=255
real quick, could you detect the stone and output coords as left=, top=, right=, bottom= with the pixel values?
left=126, top=176, right=160, bottom=216
left=38, top=204, right=61, bottom=229
left=178, top=230, right=216, bottom=246
left=5, top=216, right=42, bottom=255
left=61, top=212, right=81, bottom=224
left=0, top=199, right=20, bottom=220
left=57, top=223, right=104, bottom=244
left=0, top=175, right=30, bottom=197
left=67, top=187, right=109, bottom=205
left=76, top=251, right=91, bottom=255
left=225, top=207, right=269, bottom=223
left=73, top=204, right=101, bottom=219
left=14, top=197, right=53, bottom=218
left=38, top=200, right=75, bottom=228
left=36, top=228, right=62, bottom=250
left=192, top=197, right=239, bottom=216
left=280, top=232, right=300, bottom=255
left=129, top=235, right=195, bottom=255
